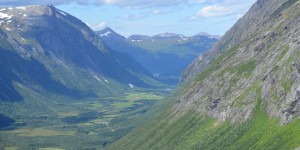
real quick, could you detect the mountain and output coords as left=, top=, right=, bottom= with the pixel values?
left=97, top=28, right=218, bottom=85
left=151, top=32, right=184, bottom=39
left=0, top=5, right=159, bottom=103
left=108, top=0, right=300, bottom=149
left=128, top=34, right=150, bottom=41
left=97, top=27, right=126, bottom=41
left=0, top=5, right=166, bottom=149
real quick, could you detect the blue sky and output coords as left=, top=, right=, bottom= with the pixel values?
left=0, top=0, right=257, bottom=37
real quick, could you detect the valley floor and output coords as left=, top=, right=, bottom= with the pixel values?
left=0, top=88, right=170, bottom=150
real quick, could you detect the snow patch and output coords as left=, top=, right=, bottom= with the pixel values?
left=16, top=7, right=26, bottom=10
left=93, top=75, right=102, bottom=82
left=58, top=10, right=67, bottom=16
left=131, top=39, right=143, bottom=42
left=128, top=84, right=134, bottom=88
left=8, top=7, right=13, bottom=10
left=0, top=12, right=13, bottom=19
left=23, top=14, right=27, bottom=17
left=6, top=28, right=11, bottom=31
left=100, top=31, right=111, bottom=37
left=104, top=79, right=109, bottom=83
left=0, top=9, right=6, bottom=11
left=181, top=38, right=188, bottom=41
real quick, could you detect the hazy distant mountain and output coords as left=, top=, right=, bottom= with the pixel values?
left=128, top=35, right=150, bottom=41
left=97, top=28, right=218, bottom=84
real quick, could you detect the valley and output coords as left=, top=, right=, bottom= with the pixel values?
left=1, top=0, right=300, bottom=150
left=0, top=5, right=173, bottom=149
left=0, top=89, right=169, bottom=149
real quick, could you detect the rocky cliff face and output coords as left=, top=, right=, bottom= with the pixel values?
left=178, top=0, right=300, bottom=125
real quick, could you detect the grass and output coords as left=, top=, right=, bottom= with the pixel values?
left=57, top=111, right=80, bottom=117
left=278, top=45, right=289, bottom=62
left=280, top=79, right=293, bottom=93
left=124, top=92, right=163, bottom=101
left=5, top=147, right=18, bottom=150
left=0, top=89, right=169, bottom=149
left=8, top=128, right=75, bottom=137
left=234, top=82, right=260, bottom=107
left=39, top=148, right=65, bottom=150
left=195, top=44, right=240, bottom=82
left=236, top=60, right=256, bottom=78
left=109, top=91, right=300, bottom=150
left=112, top=101, right=134, bottom=108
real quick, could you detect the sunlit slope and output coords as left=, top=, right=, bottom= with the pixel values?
left=108, top=0, right=300, bottom=149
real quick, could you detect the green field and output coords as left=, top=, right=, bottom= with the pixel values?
left=0, top=90, right=168, bottom=149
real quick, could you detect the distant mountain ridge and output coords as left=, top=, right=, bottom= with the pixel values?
left=127, top=32, right=220, bottom=41
left=97, top=27, right=218, bottom=84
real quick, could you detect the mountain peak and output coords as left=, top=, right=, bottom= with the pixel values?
left=0, top=5, right=69, bottom=25
left=128, top=34, right=150, bottom=40
left=152, top=32, right=184, bottom=39
left=96, top=27, right=125, bottom=40
left=194, top=32, right=221, bottom=39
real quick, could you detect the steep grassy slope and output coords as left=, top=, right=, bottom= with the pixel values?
left=108, top=0, right=300, bottom=149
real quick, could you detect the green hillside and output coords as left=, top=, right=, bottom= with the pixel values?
left=108, top=0, right=300, bottom=149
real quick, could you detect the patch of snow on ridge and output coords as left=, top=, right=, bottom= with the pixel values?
left=93, top=75, right=102, bottom=83
left=0, top=12, right=13, bottom=19
left=129, top=84, right=134, bottom=88
left=16, top=7, right=26, bottom=10
left=58, top=10, right=67, bottom=16
left=131, top=39, right=143, bottom=42
left=100, top=31, right=111, bottom=37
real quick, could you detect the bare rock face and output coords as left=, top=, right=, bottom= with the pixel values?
left=176, top=0, right=300, bottom=125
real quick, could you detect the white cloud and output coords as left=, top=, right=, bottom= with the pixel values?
left=196, top=5, right=232, bottom=17
left=150, top=9, right=172, bottom=15
left=94, top=0, right=184, bottom=9
left=87, top=22, right=107, bottom=31
left=190, top=0, right=256, bottom=20
left=123, top=14, right=146, bottom=20
left=0, top=0, right=88, bottom=6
